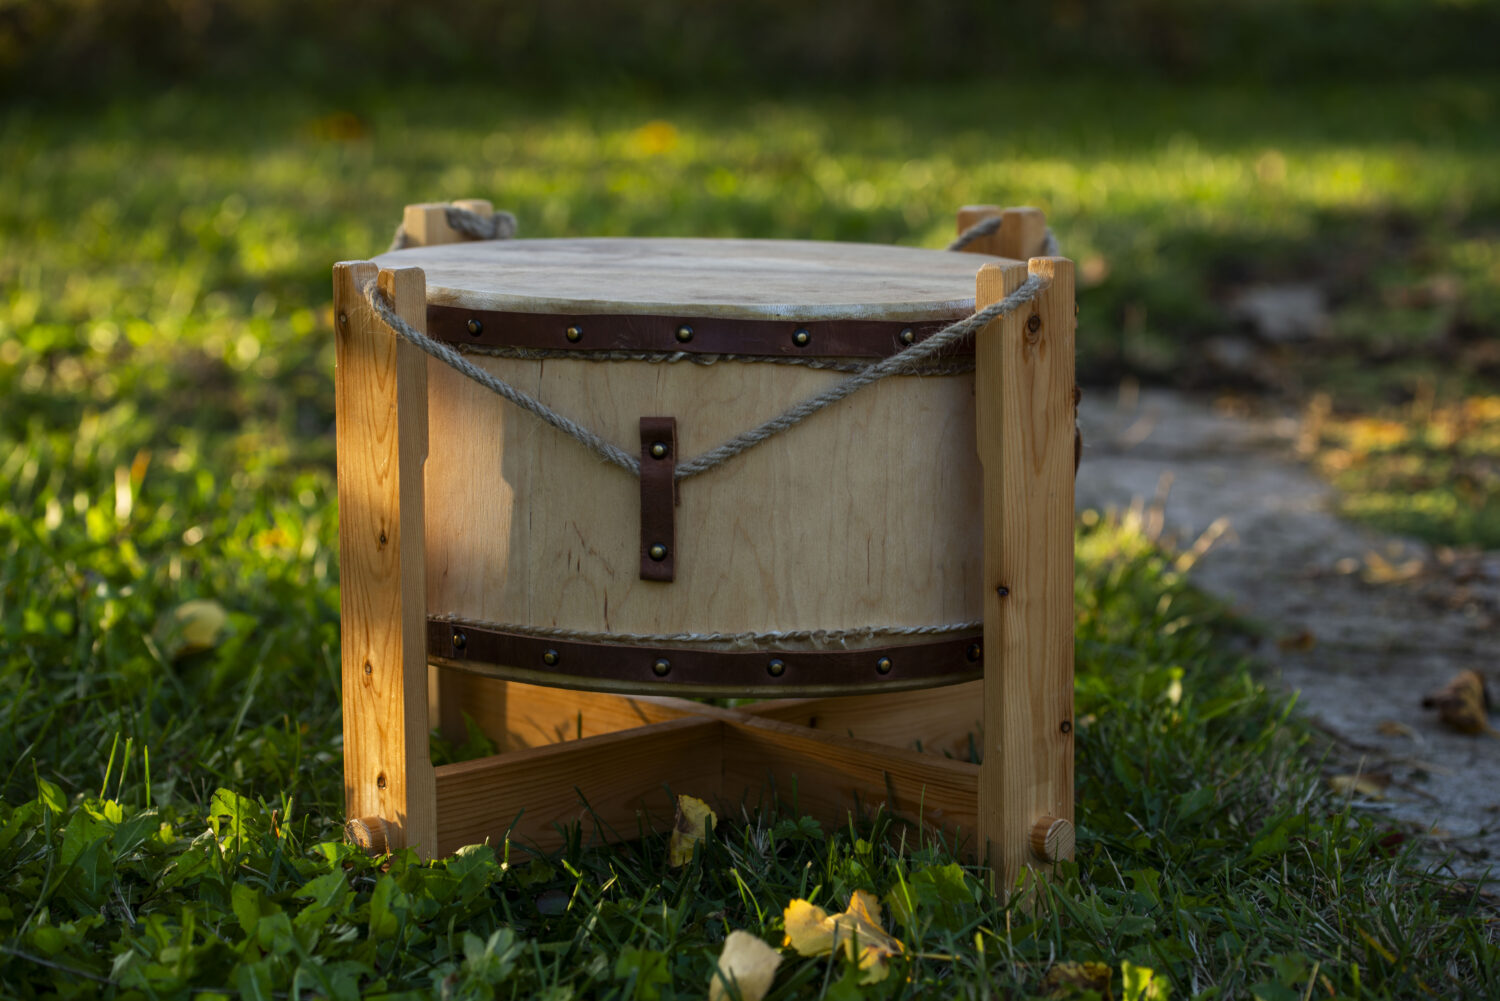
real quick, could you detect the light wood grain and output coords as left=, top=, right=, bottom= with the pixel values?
left=423, top=352, right=986, bottom=679
left=428, top=673, right=696, bottom=751
left=375, top=238, right=999, bottom=321
left=433, top=716, right=723, bottom=855
left=974, top=257, right=1076, bottom=896
left=955, top=206, right=1048, bottom=261
left=334, top=262, right=437, bottom=855
left=722, top=715, right=979, bottom=846
left=744, top=681, right=983, bottom=759
left=402, top=199, right=494, bottom=248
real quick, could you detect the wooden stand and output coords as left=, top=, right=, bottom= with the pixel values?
left=334, top=201, right=1074, bottom=898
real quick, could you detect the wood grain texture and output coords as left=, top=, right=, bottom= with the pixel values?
left=974, top=257, right=1076, bottom=895
left=433, top=716, right=723, bottom=855
left=374, top=238, right=999, bottom=321
left=402, top=199, right=494, bottom=248
left=955, top=206, right=1048, bottom=261
left=722, top=715, right=979, bottom=846
left=427, top=672, right=696, bottom=751
left=423, top=351, right=986, bottom=668
left=334, top=262, right=437, bottom=855
left=744, top=680, right=983, bottom=759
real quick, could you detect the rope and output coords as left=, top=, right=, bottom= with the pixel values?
left=362, top=274, right=1048, bottom=480
left=948, top=215, right=1062, bottom=256
left=435, top=613, right=981, bottom=650
left=388, top=205, right=518, bottom=252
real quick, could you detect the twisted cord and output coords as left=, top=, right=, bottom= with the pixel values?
left=363, top=273, right=1047, bottom=480
left=674, top=275, right=1046, bottom=478
left=361, top=281, right=641, bottom=473
left=434, top=613, right=981, bottom=650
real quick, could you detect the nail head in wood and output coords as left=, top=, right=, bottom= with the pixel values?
left=566, top=324, right=582, bottom=343
left=652, top=658, right=671, bottom=677
left=451, top=629, right=467, bottom=651
left=543, top=649, right=560, bottom=666
left=676, top=324, right=694, bottom=343
left=466, top=318, right=483, bottom=337
left=900, top=327, right=915, bottom=345
left=345, top=815, right=389, bottom=854
left=648, top=543, right=668, bottom=561
left=1030, top=816, right=1074, bottom=864
left=876, top=656, right=893, bottom=675
left=767, top=658, right=786, bottom=677
left=650, top=441, right=670, bottom=459
left=792, top=328, right=811, bottom=347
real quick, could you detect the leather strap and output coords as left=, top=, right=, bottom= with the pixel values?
left=427, top=306, right=962, bottom=360
left=431, top=619, right=984, bottom=693
left=639, top=416, right=678, bottom=582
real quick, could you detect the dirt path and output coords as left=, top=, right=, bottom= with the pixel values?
left=1076, top=386, right=1499, bottom=878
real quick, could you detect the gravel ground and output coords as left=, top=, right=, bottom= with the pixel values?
left=1075, top=385, right=1499, bottom=879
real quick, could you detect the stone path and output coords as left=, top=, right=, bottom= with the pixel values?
left=1075, top=385, right=1499, bottom=878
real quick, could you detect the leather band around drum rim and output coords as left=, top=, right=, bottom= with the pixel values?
left=427, top=305, right=969, bottom=360
left=430, top=619, right=983, bottom=691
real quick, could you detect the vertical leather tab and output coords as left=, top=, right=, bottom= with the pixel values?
left=639, top=417, right=678, bottom=582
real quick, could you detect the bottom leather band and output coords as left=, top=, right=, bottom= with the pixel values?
left=428, top=619, right=984, bottom=693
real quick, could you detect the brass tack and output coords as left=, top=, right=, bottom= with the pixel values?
left=966, top=642, right=981, bottom=662
left=566, top=324, right=583, bottom=343
left=466, top=317, right=483, bottom=337
left=876, top=656, right=893, bottom=675
left=451, top=630, right=467, bottom=651
left=767, top=658, right=786, bottom=677
left=899, top=327, right=916, bottom=345
left=543, top=649, right=560, bottom=666
left=650, top=441, right=669, bottom=459
left=652, top=658, right=671, bottom=677
left=675, top=324, right=694, bottom=343
left=648, top=543, right=668, bottom=561
left=792, top=328, right=811, bottom=347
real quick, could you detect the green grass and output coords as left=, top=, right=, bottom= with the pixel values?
left=3, top=509, right=1495, bottom=999
left=2, top=81, right=1499, bottom=997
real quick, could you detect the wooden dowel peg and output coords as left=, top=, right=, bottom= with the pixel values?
left=1030, top=815, right=1074, bottom=864
left=345, top=815, right=390, bottom=854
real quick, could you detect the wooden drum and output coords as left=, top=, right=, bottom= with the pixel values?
left=335, top=201, right=1076, bottom=885
left=374, top=237, right=997, bottom=697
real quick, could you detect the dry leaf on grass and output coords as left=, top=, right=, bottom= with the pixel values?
left=1421, top=670, right=1496, bottom=736
left=668, top=794, right=717, bottom=867
left=1327, top=772, right=1391, bottom=799
left=708, top=931, right=781, bottom=1001
left=783, top=890, right=904, bottom=983
left=1042, top=960, right=1113, bottom=999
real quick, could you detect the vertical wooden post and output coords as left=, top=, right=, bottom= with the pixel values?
left=974, top=255, right=1076, bottom=899
left=401, top=199, right=494, bottom=249
left=396, top=198, right=497, bottom=744
left=956, top=206, right=1049, bottom=260
left=334, top=261, right=437, bottom=855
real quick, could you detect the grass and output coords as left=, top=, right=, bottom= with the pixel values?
left=2, top=79, right=1499, bottom=996
left=2, top=510, right=1494, bottom=999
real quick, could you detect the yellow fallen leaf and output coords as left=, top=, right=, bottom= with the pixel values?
left=668, top=794, right=716, bottom=867
left=1421, top=670, right=1496, bottom=737
left=163, top=599, right=228, bottom=658
left=782, top=890, right=904, bottom=984
left=1042, top=960, right=1114, bottom=1000
left=1327, top=772, right=1391, bottom=800
left=708, top=930, right=781, bottom=1001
